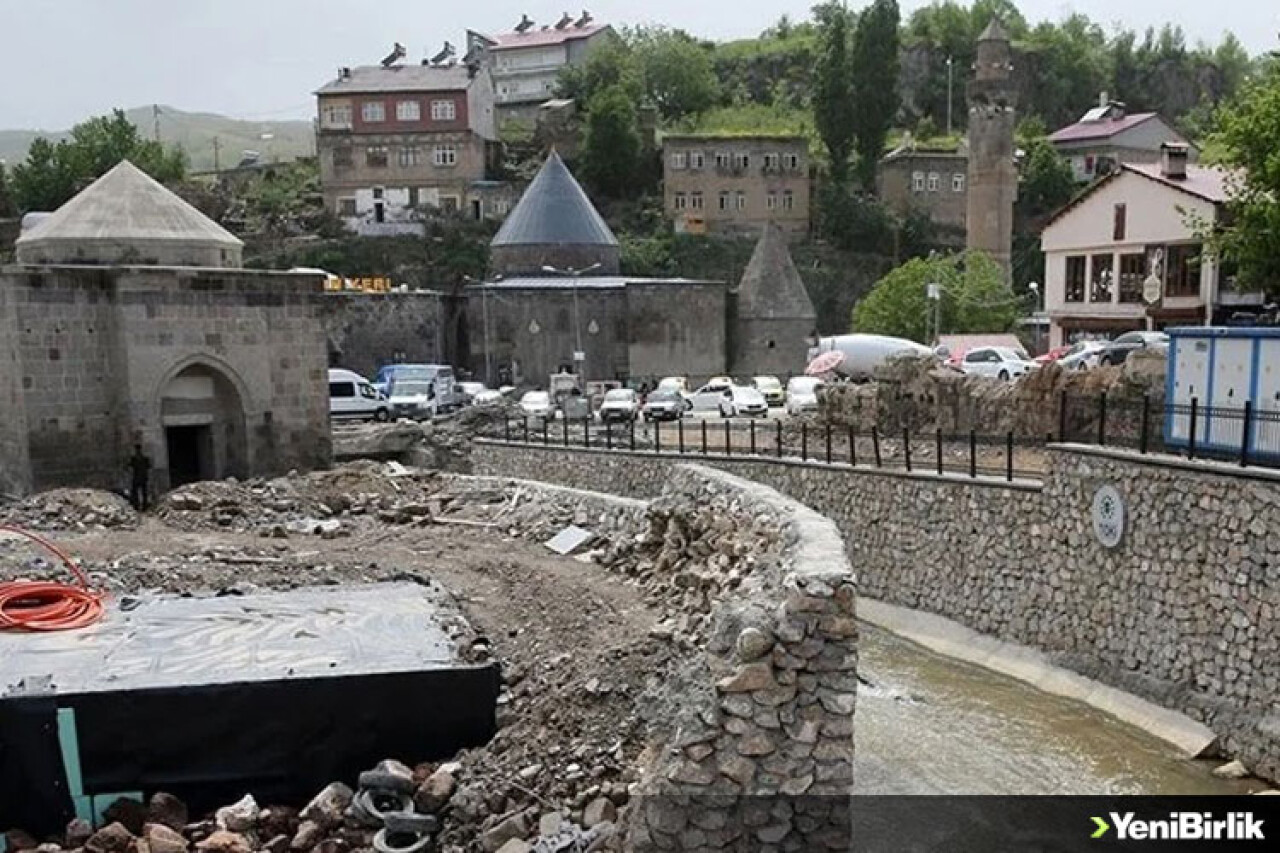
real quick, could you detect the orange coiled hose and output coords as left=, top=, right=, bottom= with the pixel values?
left=0, top=524, right=105, bottom=631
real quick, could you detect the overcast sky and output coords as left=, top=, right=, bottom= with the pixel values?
left=2, top=0, right=1276, bottom=129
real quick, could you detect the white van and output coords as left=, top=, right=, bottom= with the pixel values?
left=328, top=368, right=390, bottom=421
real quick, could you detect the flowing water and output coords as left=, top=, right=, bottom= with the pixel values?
left=855, top=625, right=1258, bottom=795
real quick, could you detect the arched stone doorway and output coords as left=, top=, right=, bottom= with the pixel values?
left=159, top=362, right=248, bottom=489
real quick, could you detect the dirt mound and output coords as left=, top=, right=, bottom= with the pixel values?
left=0, top=488, right=138, bottom=531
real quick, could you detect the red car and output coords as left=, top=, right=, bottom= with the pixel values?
left=1034, top=345, right=1074, bottom=365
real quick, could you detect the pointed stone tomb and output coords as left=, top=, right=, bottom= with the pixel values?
left=16, top=160, right=243, bottom=268
left=736, top=222, right=816, bottom=322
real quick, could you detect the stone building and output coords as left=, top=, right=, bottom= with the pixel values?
left=315, top=62, right=501, bottom=234
left=965, top=19, right=1018, bottom=279
left=877, top=142, right=968, bottom=245
left=732, top=223, right=817, bottom=376
left=0, top=161, right=330, bottom=497
left=662, top=135, right=810, bottom=238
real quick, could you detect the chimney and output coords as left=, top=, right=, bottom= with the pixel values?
left=1160, top=142, right=1189, bottom=180
left=1099, top=90, right=1108, bottom=108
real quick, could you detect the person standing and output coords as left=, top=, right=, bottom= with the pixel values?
left=126, top=444, right=151, bottom=511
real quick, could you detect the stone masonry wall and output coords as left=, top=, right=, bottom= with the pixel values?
left=0, top=283, right=31, bottom=497
left=473, top=440, right=1280, bottom=782
left=320, top=291, right=445, bottom=380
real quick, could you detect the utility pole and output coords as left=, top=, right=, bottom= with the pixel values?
left=542, top=263, right=602, bottom=380
left=927, top=282, right=942, bottom=346
left=946, top=57, right=954, bottom=137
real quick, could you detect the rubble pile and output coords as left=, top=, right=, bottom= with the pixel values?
left=0, top=488, right=138, bottom=531
left=333, top=403, right=519, bottom=473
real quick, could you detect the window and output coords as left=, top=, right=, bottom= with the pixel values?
left=671, top=151, right=687, bottom=169
left=1165, top=244, right=1202, bottom=297
left=1119, top=252, right=1146, bottom=302
left=1113, top=203, right=1127, bottom=241
left=398, top=146, right=422, bottom=167
left=433, top=144, right=457, bottom=167
left=1090, top=254, right=1113, bottom=303
left=366, top=146, right=389, bottom=168
left=441, top=196, right=459, bottom=213
left=690, top=151, right=705, bottom=169
left=674, top=192, right=687, bottom=210
left=784, top=153, right=800, bottom=170
left=718, top=191, right=730, bottom=211
left=332, top=146, right=353, bottom=168
left=715, top=151, right=731, bottom=169
left=927, top=172, right=940, bottom=192
left=766, top=192, right=778, bottom=210
left=735, top=191, right=746, bottom=210
left=408, top=187, right=419, bottom=207
left=912, top=171, right=925, bottom=192
left=763, top=153, right=780, bottom=170
left=1065, top=255, right=1086, bottom=302
left=431, top=99, right=457, bottom=121
left=1084, top=155, right=1095, bottom=175
left=361, top=101, right=386, bottom=123
left=338, top=198, right=357, bottom=217
left=396, top=100, right=421, bottom=122
left=690, top=192, right=704, bottom=210
left=372, top=187, right=384, bottom=200
left=321, top=103, right=352, bottom=129
left=733, top=153, right=750, bottom=170
left=952, top=173, right=965, bottom=193
left=330, top=382, right=356, bottom=398
left=782, top=190, right=794, bottom=211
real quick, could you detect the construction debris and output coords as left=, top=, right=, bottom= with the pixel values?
left=0, top=488, right=138, bottom=531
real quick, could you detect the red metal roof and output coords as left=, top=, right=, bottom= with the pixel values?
left=1048, top=112, right=1158, bottom=143
left=487, top=23, right=608, bottom=50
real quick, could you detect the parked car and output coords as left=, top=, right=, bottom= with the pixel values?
left=720, top=386, right=769, bottom=418
left=328, top=369, right=389, bottom=422
left=385, top=377, right=438, bottom=419
left=519, top=390, right=553, bottom=419
left=374, top=364, right=461, bottom=411
left=1056, top=340, right=1109, bottom=371
left=1034, top=345, right=1074, bottom=365
left=689, top=377, right=735, bottom=412
left=1097, top=331, right=1169, bottom=366
left=457, top=381, right=502, bottom=406
left=785, top=377, right=824, bottom=416
left=753, top=376, right=785, bottom=406
left=807, top=334, right=934, bottom=381
left=656, top=376, right=688, bottom=394
left=959, top=347, right=1037, bottom=380
left=643, top=389, right=686, bottom=422
left=598, top=388, right=640, bottom=423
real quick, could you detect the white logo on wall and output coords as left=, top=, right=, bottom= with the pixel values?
left=1091, top=484, right=1125, bottom=548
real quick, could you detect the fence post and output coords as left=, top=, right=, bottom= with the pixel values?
left=1139, top=394, right=1150, bottom=454
left=776, top=419, right=783, bottom=458
left=872, top=427, right=882, bottom=467
left=825, top=424, right=833, bottom=465
left=1058, top=390, right=1067, bottom=442
left=936, top=428, right=943, bottom=476
left=848, top=425, right=857, bottom=466
left=1006, top=431, right=1014, bottom=482
left=969, top=429, right=976, bottom=478
left=677, top=418, right=684, bottom=455
left=1097, top=391, right=1108, bottom=447
left=701, top=419, right=707, bottom=455
left=542, top=418, right=549, bottom=446
left=1241, top=400, right=1252, bottom=467
left=523, top=417, right=529, bottom=444
left=654, top=419, right=661, bottom=454
left=584, top=417, right=590, bottom=449
left=801, top=424, right=808, bottom=461
left=724, top=418, right=731, bottom=456
left=630, top=418, right=636, bottom=452
left=903, top=428, right=912, bottom=472
left=750, top=419, right=756, bottom=456
left=505, top=418, right=511, bottom=442
left=607, top=422, right=613, bottom=450
left=1188, top=397, right=1198, bottom=460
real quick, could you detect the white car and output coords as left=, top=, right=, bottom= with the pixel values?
left=598, top=388, right=639, bottom=423
left=458, top=381, right=502, bottom=406
left=519, top=390, right=553, bottom=419
left=719, top=386, right=769, bottom=418
left=656, top=376, right=688, bottom=394
left=786, top=377, right=824, bottom=416
left=753, top=375, right=785, bottom=407
left=960, top=346, right=1037, bottom=380
left=385, top=377, right=438, bottom=419
left=1057, top=340, right=1109, bottom=371
left=689, top=378, right=734, bottom=412
left=328, top=368, right=389, bottom=422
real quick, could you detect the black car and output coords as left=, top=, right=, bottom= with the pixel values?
left=1098, top=331, right=1169, bottom=366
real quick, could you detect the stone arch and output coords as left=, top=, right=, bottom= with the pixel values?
left=154, top=355, right=251, bottom=490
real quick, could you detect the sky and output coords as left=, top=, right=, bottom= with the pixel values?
left=1, top=0, right=1276, bottom=129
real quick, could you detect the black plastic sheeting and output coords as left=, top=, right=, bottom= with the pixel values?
left=1, top=664, right=500, bottom=835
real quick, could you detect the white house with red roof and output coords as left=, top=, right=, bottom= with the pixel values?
left=468, top=11, right=613, bottom=119
left=1049, top=94, right=1197, bottom=183
left=1040, top=143, right=1236, bottom=348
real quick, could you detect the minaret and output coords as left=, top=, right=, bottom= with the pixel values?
left=965, top=19, right=1017, bottom=280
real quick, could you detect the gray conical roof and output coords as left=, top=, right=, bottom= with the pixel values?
left=16, top=160, right=242, bottom=268
left=492, top=151, right=617, bottom=248
left=977, top=18, right=1010, bottom=42
left=737, top=223, right=815, bottom=320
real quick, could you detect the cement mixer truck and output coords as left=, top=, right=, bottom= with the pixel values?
left=807, top=334, right=935, bottom=381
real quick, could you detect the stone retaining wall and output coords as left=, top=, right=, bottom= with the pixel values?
left=473, top=440, right=1280, bottom=783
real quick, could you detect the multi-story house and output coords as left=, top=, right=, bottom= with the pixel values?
left=1040, top=144, right=1232, bottom=348
left=468, top=12, right=613, bottom=122
left=877, top=142, right=968, bottom=245
left=1050, top=94, right=1198, bottom=183
left=662, top=135, right=810, bottom=238
left=315, top=62, right=500, bottom=235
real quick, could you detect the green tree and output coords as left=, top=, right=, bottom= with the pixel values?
left=1209, top=60, right=1280, bottom=288
left=852, top=251, right=1022, bottom=342
left=812, top=2, right=856, bottom=183
left=578, top=85, right=642, bottom=198
left=632, top=28, right=720, bottom=122
left=0, top=161, right=20, bottom=218
left=851, top=0, right=901, bottom=187
left=1017, top=137, right=1076, bottom=220
left=9, top=109, right=186, bottom=212
left=557, top=36, right=643, bottom=106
